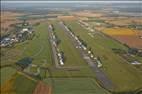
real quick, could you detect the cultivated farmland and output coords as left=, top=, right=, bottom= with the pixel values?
left=102, top=28, right=142, bottom=49
left=0, top=23, right=53, bottom=94
left=1, top=3, right=142, bottom=93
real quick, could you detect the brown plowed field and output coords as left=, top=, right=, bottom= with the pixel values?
left=73, top=11, right=103, bottom=17
left=113, top=35, right=142, bottom=49
left=57, top=16, right=76, bottom=20
left=1, top=11, right=23, bottom=28
left=33, top=81, right=52, bottom=94
left=0, top=76, right=16, bottom=94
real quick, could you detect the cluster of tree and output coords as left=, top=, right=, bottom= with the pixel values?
left=112, top=48, right=126, bottom=54
left=128, top=24, right=142, bottom=30
left=16, top=57, right=33, bottom=69
left=112, top=48, right=142, bottom=57
left=34, top=22, right=40, bottom=26
left=128, top=48, right=142, bottom=57
left=60, top=51, right=66, bottom=62
left=51, top=24, right=54, bottom=31
left=18, top=31, right=34, bottom=42
left=53, top=32, right=61, bottom=45
left=77, top=35, right=87, bottom=47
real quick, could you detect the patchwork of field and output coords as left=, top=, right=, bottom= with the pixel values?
left=1, top=22, right=111, bottom=94
left=1, top=23, right=53, bottom=94
left=1, top=72, right=37, bottom=94
left=65, top=21, right=142, bottom=93
left=101, top=17, right=142, bottom=26
left=1, top=11, right=23, bottom=36
left=1, top=17, right=142, bottom=94
left=102, top=28, right=142, bottom=48
left=84, top=15, right=142, bottom=49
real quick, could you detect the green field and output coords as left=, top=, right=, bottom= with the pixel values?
left=65, top=21, right=142, bottom=92
left=21, top=23, right=53, bottom=66
left=1, top=73, right=37, bottom=94
left=44, top=78, right=109, bottom=94
left=13, top=73, right=37, bottom=94
left=0, top=67, right=17, bottom=85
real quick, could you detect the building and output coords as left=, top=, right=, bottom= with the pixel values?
left=21, top=28, right=29, bottom=33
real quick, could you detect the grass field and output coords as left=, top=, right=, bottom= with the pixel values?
left=44, top=78, right=109, bottom=94
left=65, top=21, right=142, bottom=93
left=13, top=73, right=37, bottom=94
left=1, top=47, right=23, bottom=66
left=21, top=23, right=53, bottom=66
left=0, top=67, right=17, bottom=85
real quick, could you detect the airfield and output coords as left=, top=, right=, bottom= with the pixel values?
left=1, top=10, right=142, bottom=94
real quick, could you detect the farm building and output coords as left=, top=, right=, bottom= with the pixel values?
left=16, top=57, right=33, bottom=69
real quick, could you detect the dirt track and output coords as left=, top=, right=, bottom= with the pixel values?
left=33, top=81, right=52, bottom=94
